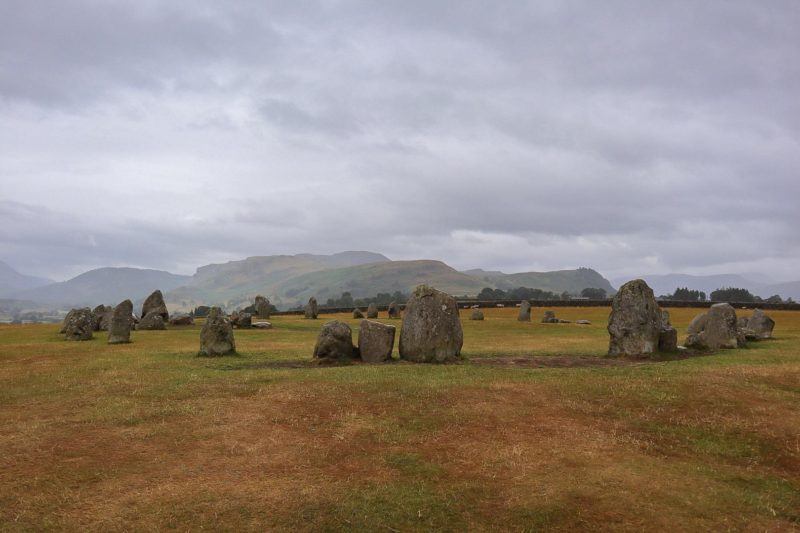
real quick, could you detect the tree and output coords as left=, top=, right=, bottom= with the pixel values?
left=709, top=287, right=756, bottom=303
left=670, top=287, right=706, bottom=302
left=580, top=287, right=607, bottom=299
left=765, top=294, right=783, bottom=304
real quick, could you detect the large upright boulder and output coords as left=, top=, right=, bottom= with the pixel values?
left=137, top=311, right=166, bottom=330
left=313, top=320, right=356, bottom=362
left=744, top=309, right=775, bottom=340
left=353, top=308, right=365, bottom=319
left=254, top=295, right=271, bottom=318
left=198, top=307, right=236, bottom=356
left=387, top=302, right=401, bottom=319
left=399, top=285, right=463, bottom=363
left=518, top=300, right=531, bottom=322
left=607, top=279, right=662, bottom=356
left=470, top=308, right=485, bottom=321
left=366, top=303, right=378, bottom=319
left=63, top=308, right=94, bottom=341
left=685, top=303, right=741, bottom=350
left=108, top=299, right=134, bottom=344
left=141, top=290, right=169, bottom=322
left=235, top=312, right=252, bottom=329
left=358, top=320, right=396, bottom=363
left=304, top=297, right=318, bottom=319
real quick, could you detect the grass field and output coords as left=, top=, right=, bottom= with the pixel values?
left=1, top=307, right=799, bottom=531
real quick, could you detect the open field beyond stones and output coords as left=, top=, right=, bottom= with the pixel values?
left=1, top=307, right=799, bottom=531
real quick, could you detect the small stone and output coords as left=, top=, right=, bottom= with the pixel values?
left=353, top=308, right=365, bottom=319
left=168, top=315, right=194, bottom=326
left=470, top=308, right=485, bottom=320
left=358, top=320, right=395, bottom=363
left=541, top=310, right=558, bottom=323
left=63, top=308, right=94, bottom=341
left=138, top=311, right=166, bottom=330
left=387, top=302, right=401, bottom=319
left=313, top=320, right=356, bottom=361
left=746, top=309, right=775, bottom=340
left=575, top=320, right=592, bottom=325
left=236, top=312, right=252, bottom=329
left=252, top=321, right=273, bottom=329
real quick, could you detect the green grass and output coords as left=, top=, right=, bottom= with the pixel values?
left=1, top=307, right=799, bottom=531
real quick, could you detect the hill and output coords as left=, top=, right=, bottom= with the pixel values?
left=14, top=267, right=191, bottom=307
left=166, top=251, right=391, bottom=310
left=0, top=260, right=53, bottom=297
left=466, top=267, right=616, bottom=295
left=271, top=260, right=487, bottom=306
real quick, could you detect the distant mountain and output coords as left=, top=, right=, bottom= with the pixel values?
left=613, top=273, right=800, bottom=301
left=465, top=267, right=616, bottom=296
left=166, top=251, right=391, bottom=310
left=0, top=260, right=53, bottom=297
left=14, top=267, right=191, bottom=307
left=271, top=260, right=486, bottom=305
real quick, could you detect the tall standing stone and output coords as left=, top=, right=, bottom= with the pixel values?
left=366, top=303, right=378, bottom=319
left=142, top=290, right=169, bottom=322
left=63, top=308, right=94, bottom=341
left=304, top=297, right=319, bottom=319
left=607, top=279, right=662, bottom=356
left=108, top=299, right=134, bottom=344
left=358, top=320, right=395, bottom=363
left=518, top=300, right=531, bottom=321
left=387, top=302, right=401, bottom=319
left=313, top=320, right=356, bottom=362
left=399, top=285, right=463, bottom=363
left=685, top=303, right=741, bottom=350
left=254, top=295, right=271, bottom=318
left=198, top=307, right=236, bottom=356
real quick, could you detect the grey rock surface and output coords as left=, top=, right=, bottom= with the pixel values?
left=304, top=297, right=319, bottom=319
left=399, top=285, right=463, bottom=363
left=138, top=311, right=166, bottom=330
left=607, top=279, right=662, bottom=356
left=141, top=290, right=169, bottom=322
left=358, top=319, right=395, bottom=363
left=198, top=307, right=236, bottom=356
left=313, top=320, right=356, bottom=361
left=684, top=303, right=741, bottom=350
left=63, top=307, right=94, bottom=341
left=108, top=299, right=134, bottom=344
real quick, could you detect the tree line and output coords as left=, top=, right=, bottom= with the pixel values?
left=659, top=287, right=790, bottom=303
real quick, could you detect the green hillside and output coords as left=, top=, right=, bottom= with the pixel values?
left=465, top=267, right=616, bottom=295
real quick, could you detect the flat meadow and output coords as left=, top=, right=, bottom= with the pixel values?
left=1, top=307, right=799, bottom=531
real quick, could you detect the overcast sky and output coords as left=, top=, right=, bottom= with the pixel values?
left=1, top=0, right=798, bottom=282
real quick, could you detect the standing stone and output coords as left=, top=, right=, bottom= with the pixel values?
left=60, top=309, right=77, bottom=333
left=304, top=297, right=319, bottom=319
left=399, top=285, right=463, bottom=363
left=313, top=320, right=356, bottom=362
left=357, top=320, right=395, bottom=363
left=254, top=295, right=271, bottom=318
left=141, top=290, right=169, bottom=322
left=658, top=309, right=678, bottom=352
left=138, top=311, right=166, bottom=330
left=198, top=307, right=236, bottom=356
left=745, top=309, right=775, bottom=340
left=91, top=304, right=112, bottom=331
left=108, top=299, right=134, bottom=344
left=63, top=308, right=94, bottom=341
left=470, top=308, right=485, bottom=320
left=366, top=303, right=378, bottom=319
left=387, top=302, right=401, bottom=319
left=518, top=300, right=531, bottom=321
left=236, top=312, right=252, bottom=329
left=353, top=308, right=365, bottom=319
left=684, top=303, right=741, bottom=350
left=607, top=279, right=662, bottom=357
left=168, top=314, right=194, bottom=326
left=541, top=310, right=557, bottom=323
